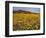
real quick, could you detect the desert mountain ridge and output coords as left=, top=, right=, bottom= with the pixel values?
left=13, top=10, right=39, bottom=14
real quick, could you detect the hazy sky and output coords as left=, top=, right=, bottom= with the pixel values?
left=13, top=7, right=40, bottom=13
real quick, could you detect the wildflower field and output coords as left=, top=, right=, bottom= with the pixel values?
left=13, top=11, right=40, bottom=31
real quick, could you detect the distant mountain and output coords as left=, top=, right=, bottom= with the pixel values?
left=15, top=10, right=26, bottom=12
left=13, top=10, right=40, bottom=14
left=13, top=10, right=32, bottom=14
